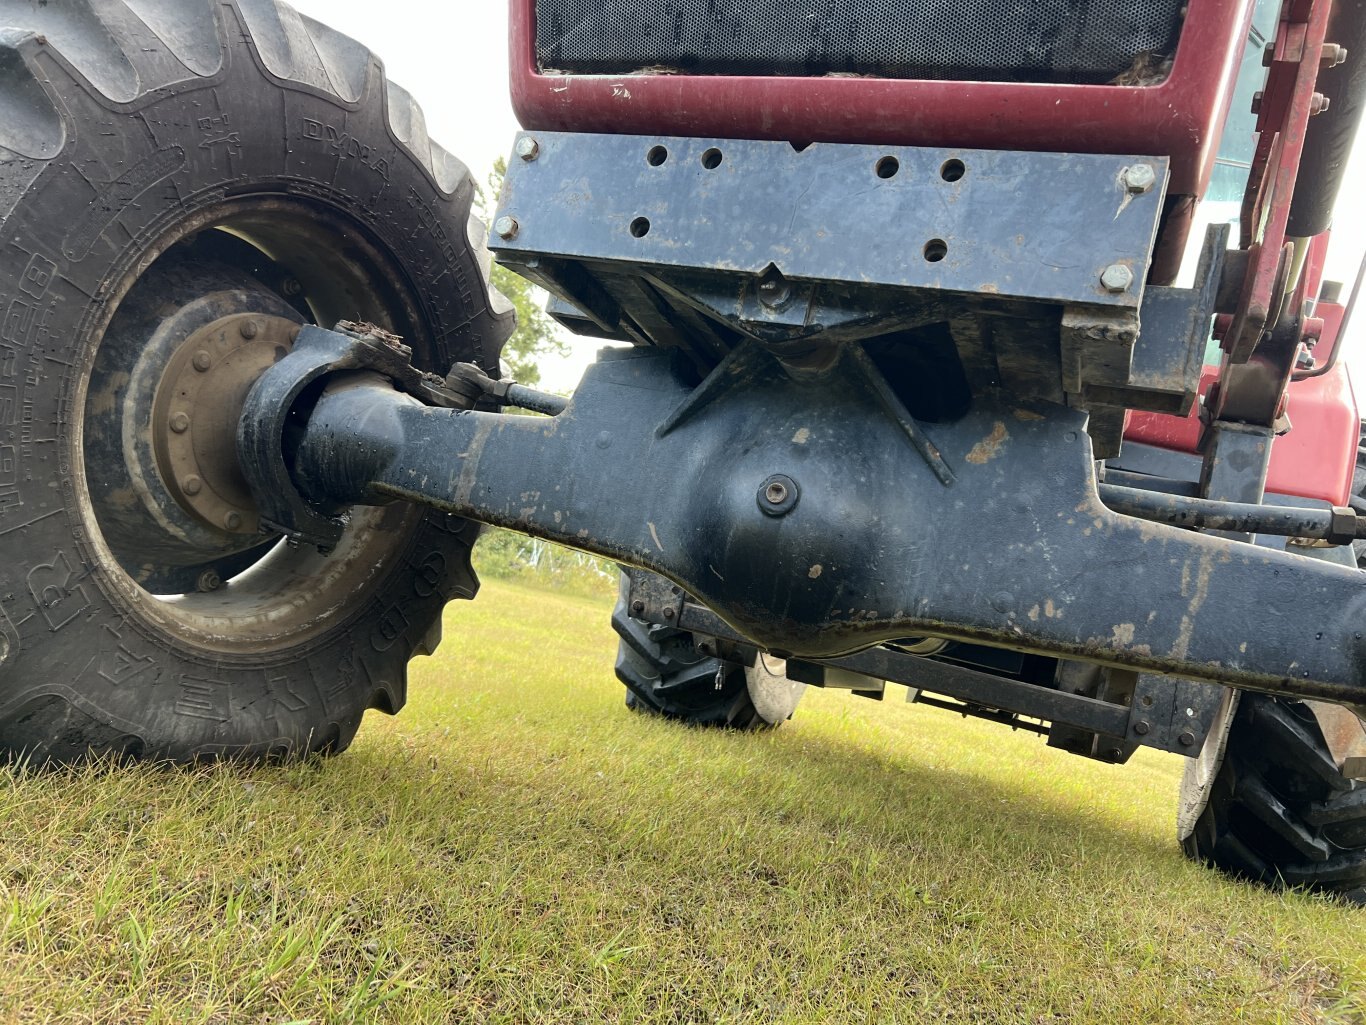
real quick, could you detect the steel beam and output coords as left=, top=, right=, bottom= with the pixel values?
left=261, top=326, right=1366, bottom=706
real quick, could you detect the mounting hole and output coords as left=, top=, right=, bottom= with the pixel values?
left=940, top=159, right=966, bottom=182
left=875, top=156, right=900, bottom=179
left=923, top=238, right=948, bottom=263
left=647, top=145, right=668, bottom=167
left=629, top=217, right=651, bottom=238
left=701, top=148, right=724, bottom=170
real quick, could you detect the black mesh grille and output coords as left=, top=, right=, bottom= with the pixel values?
left=534, top=1, right=1184, bottom=85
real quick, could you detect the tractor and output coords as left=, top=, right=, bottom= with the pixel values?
left=1, top=0, right=1365, bottom=901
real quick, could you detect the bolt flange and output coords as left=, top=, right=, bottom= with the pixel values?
left=154, top=311, right=301, bottom=536
left=758, top=474, right=800, bottom=517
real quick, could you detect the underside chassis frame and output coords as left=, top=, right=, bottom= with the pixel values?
left=237, top=134, right=1366, bottom=764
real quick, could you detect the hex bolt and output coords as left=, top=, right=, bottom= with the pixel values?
left=1133, top=720, right=1151, bottom=736
left=197, top=570, right=222, bottom=593
left=1178, top=731, right=1197, bottom=747
left=182, top=475, right=203, bottom=496
left=169, top=412, right=191, bottom=434
left=630, top=599, right=645, bottom=616
left=192, top=350, right=212, bottom=372
left=1122, top=164, right=1156, bottom=194
left=1310, top=92, right=1331, bottom=116
left=515, top=136, right=540, bottom=161
left=1100, top=264, right=1134, bottom=293
left=1321, top=43, right=1347, bottom=69
left=239, top=319, right=260, bottom=340
left=1251, top=90, right=1264, bottom=115
left=223, top=511, right=243, bottom=531
left=495, top=216, right=520, bottom=240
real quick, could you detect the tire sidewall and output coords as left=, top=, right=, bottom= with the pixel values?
left=0, top=16, right=491, bottom=758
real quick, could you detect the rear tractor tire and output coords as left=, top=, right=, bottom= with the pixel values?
left=0, top=0, right=511, bottom=762
left=612, top=574, right=805, bottom=729
left=1179, top=693, right=1366, bottom=901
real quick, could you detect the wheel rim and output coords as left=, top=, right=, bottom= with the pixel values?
left=76, top=199, right=439, bottom=654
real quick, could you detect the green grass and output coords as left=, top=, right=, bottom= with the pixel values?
left=2, top=577, right=1364, bottom=1024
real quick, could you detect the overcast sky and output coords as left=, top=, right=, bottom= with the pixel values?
left=290, top=0, right=1364, bottom=393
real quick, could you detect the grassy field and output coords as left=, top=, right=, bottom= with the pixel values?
left=1, top=575, right=1363, bottom=1024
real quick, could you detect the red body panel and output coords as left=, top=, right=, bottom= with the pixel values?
left=510, top=0, right=1253, bottom=196
left=1125, top=356, right=1359, bottom=506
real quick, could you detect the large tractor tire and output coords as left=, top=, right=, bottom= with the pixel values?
left=0, top=0, right=511, bottom=762
left=1179, top=693, right=1366, bottom=901
left=612, top=575, right=805, bottom=729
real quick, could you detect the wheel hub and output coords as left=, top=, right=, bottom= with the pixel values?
left=152, top=312, right=299, bottom=535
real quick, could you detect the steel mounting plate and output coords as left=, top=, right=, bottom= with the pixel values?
left=493, top=132, right=1169, bottom=310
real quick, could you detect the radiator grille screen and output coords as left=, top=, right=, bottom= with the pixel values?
left=534, top=1, right=1184, bottom=85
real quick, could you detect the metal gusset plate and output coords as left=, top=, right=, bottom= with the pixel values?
left=493, top=132, right=1168, bottom=310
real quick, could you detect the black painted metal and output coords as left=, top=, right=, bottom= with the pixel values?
left=820, top=645, right=1129, bottom=738
left=1097, top=484, right=1361, bottom=542
left=679, top=592, right=1218, bottom=759
left=271, top=326, right=1366, bottom=705
left=237, top=323, right=473, bottom=547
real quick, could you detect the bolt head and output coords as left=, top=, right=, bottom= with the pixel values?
left=1100, top=264, right=1134, bottom=293
left=765, top=482, right=789, bottom=505
left=192, top=350, right=212, bottom=372
left=1178, top=731, right=1197, bottom=747
left=169, top=412, right=190, bottom=434
left=197, top=571, right=222, bottom=593
left=182, top=475, right=203, bottom=497
left=223, top=511, right=243, bottom=531
left=494, top=216, right=519, bottom=240
left=1133, top=720, right=1151, bottom=736
left=239, top=318, right=260, bottom=340
left=1122, top=164, right=1156, bottom=194
left=515, top=136, right=540, bottom=161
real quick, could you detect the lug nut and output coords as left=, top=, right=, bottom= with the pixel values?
left=239, top=319, right=260, bottom=340
left=1122, top=164, right=1156, bottom=194
left=197, top=570, right=222, bottom=593
left=169, top=412, right=190, bottom=434
left=182, top=475, right=203, bottom=496
left=515, top=136, right=540, bottom=161
left=1100, top=264, right=1134, bottom=293
left=495, top=216, right=520, bottom=240
left=192, top=350, right=212, bottom=372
